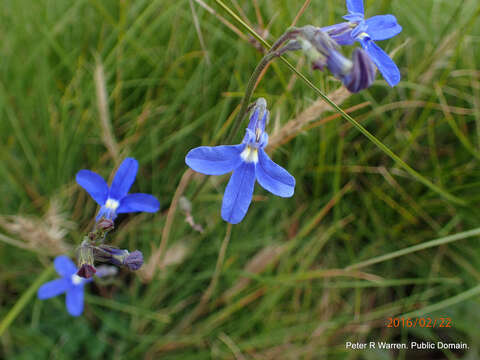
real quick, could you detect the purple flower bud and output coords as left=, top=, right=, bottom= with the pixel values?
left=342, top=48, right=376, bottom=92
left=94, top=245, right=126, bottom=266
left=124, top=250, right=143, bottom=271
left=93, top=245, right=143, bottom=271
left=77, top=264, right=96, bottom=279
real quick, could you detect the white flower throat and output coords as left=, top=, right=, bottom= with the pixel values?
left=241, top=146, right=259, bottom=163
left=71, top=274, right=84, bottom=285
left=105, top=198, right=120, bottom=211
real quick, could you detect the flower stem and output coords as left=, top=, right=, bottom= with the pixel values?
left=225, top=28, right=299, bottom=143
left=0, top=266, right=54, bottom=336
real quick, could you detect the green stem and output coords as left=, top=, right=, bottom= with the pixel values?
left=346, top=227, right=480, bottom=270
left=402, top=284, right=480, bottom=318
left=0, top=266, right=54, bottom=336
left=226, top=51, right=276, bottom=143
left=225, top=29, right=299, bottom=143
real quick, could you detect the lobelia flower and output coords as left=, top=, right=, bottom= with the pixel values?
left=185, top=98, right=295, bottom=224
left=76, top=157, right=160, bottom=221
left=37, top=256, right=91, bottom=316
left=321, top=0, right=402, bottom=86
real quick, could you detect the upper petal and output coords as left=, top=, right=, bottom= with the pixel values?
left=320, top=23, right=355, bottom=46
left=37, top=278, right=70, bottom=299
left=185, top=145, right=244, bottom=175
left=66, top=286, right=84, bottom=317
left=359, top=38, right=400, bottom=87
left=256, top=149, right=295, bottom=198
left=221, top=162, right=256, bottom=224
left=365, top=15, right=402, bottom=41
left=75, top=170, right=108, bottom=205
left=346, top=0, right=364, bottom=15
left=54, top=255, right=78, bottom=277
left=117, top=193, right=160, bottom=214
left=109, top=158, right=139, bottom=200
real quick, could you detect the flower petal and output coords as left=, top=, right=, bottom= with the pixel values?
left=66, top=286, right=84, bottom=316
left=185, top=145, right=244, bottom=175
left=365, top=15, right=402, bottom=41
left=54, top=255, right=77, bottom=277
left=109, top=158, right=138, bottom=200
left=117, top=193, right=160, bottom=214
left=75, top=170, right=108, bottom=205
left=221, top=162, right=256, bottom=224
left=346, top=0, right=364, bottom=15
left=256, top=149, right=295, bottom=197
left=320, top=23, right=355, bottom=46
left=359, top=38, right=400, bottom=87
left=37, top=278, right=70, bottom=299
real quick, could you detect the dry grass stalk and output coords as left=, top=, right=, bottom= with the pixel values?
left=267, top=87, right=352, bottom=150
left=0, top=201, right=74, bottom=255
left=140, top=169, right=194, bottom=282
left=95, top=57, right=120, bottom=164
left=189, top=0, right=211, bottom=65
left=158, top=242, right=189, bottom=268
left=221, top=244, right=286, bottom=302
left=193, top=0, right=248, bottom=41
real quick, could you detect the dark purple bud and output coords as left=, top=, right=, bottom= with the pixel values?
left=124, top=250, right=143, bottom=271
left=77, top=239, right=96, bottom=278
left=77, top=264, right=96, bottom=279
left=342, top=48, right=376, bottom=93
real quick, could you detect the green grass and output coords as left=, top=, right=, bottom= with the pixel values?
left=1, top=0, right=480, bottom=358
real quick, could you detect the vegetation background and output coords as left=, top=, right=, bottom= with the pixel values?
left=1, top=0, right=480, bottom=358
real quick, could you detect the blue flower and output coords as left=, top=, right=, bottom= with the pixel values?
left=76, top=158, right=160, bottom=221
left=321, top=0, right=402, bottom=86
left=185, top=98, right=295, bottom=224
left=37, top=256, right=91, bottom=316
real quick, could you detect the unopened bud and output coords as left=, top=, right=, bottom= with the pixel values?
left=94, top=245, right=143, bottom=271
left=77, top=238, right=96, bottom=278
left=342, top=48, right=376, bottom=93
left=124, top=250, right=143, bottom=271
left=77, top=264, right=96, bottom=278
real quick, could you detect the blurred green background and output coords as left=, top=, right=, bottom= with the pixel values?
left=1, top=0, right=480, bottom=358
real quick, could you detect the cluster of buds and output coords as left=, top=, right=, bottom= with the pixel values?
left=76, top=217, right=144, bottom=278
left=281, top=25, right=376, bottom=92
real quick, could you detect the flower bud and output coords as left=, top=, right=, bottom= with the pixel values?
left=124, top=250, right=143, bottom=271
left=77, top=264, right=96, bottom=278
left=342, top=48, right=376, bottom=92
left=77, top=239, right=96, bottom=278
left=93, top=245, right=143, bottom=271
